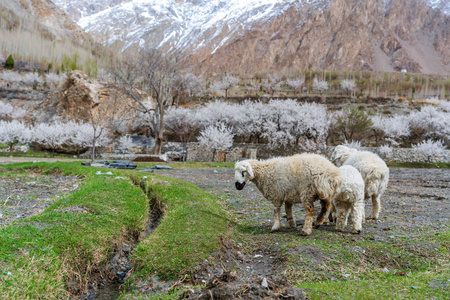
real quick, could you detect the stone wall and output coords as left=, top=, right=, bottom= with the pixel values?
left=186, top=143, right=450, bottom=164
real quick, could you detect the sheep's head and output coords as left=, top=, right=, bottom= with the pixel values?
left=331, top=145, right=357, bottom=167
left=234, top=160, right=254, bottom=190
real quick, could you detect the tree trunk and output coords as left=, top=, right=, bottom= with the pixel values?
left=91, top=140, right=96, bottom=162
left=217, top=151, right=226, bottom=162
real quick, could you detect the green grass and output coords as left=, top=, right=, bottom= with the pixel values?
left=300, top=270, right=450, bottom=299
left=386, top=161, right=450, bottom=168
left=0, top=162, right=149, bottom=298
left=122, top=173, right=234, bottom=287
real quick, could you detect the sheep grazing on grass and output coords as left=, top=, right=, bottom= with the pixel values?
left=329, top=165, right=365, bottom=233
left=234, top=154, right=343, bottom=236
left=331, top=145, right=389, bottom=220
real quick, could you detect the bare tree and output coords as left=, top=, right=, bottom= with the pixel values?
left=113, top=48, right=180, bottom=155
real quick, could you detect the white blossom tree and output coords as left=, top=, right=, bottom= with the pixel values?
left=408, top=106, right=450, bottom=145
left=198, top=123, right=234, bottom=161
left=437, top=100, right=450, bottom=112
left=286, top=78, right=305, bottom=96
left=22, top=72, right=43, bottom=86
left=179, top=73, right=205, bottom=97
left=0, top=120, right=31, bottom=155
left=210, top=74, right=240, bottom=98
left=1, top=70, right=22, bottom=87
left=340, top=79, right=356, bottom=95
left=261, top=99, right=299, bottom=149
left=164, top=107, right=200, bottom=161
left=33, top=122, right=71, bottom=157
left=71, top=122, right=111, bottom=161
left=372, top=114, right=410, bottom=146
left=0, top=102, right=27, bottom=121
left=412, top=139, right=445, bottom=163
left=45, top=73, right=67, bottom=88
left=312, top=78, right=329, bottom=94
left=117, top=135, right=135, bottom=154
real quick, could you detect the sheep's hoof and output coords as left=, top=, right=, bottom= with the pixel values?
left=288, top=219, right=296, bottom=227
left=312, top=223, right=321, bottom=229
left=352, top=229, right=362, bottom=234
left=301, top=228, right=312, bottom=236
left=270, top=227, right=280, bottom=232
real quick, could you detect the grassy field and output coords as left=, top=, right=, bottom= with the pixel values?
left=0, top=162, right=448, bottom=299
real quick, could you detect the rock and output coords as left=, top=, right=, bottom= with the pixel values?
left=261, top=277, right=268, bottom=288
left=91, top=163, right=107, bottom=167
left=81, top=162, right=91, bottom=166
left=151, top=165, right=173, bottom=170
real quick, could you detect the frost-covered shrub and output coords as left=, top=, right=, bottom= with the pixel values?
left=198, top=123, right=234, bottom=161
left=412, top=139, right=445, bottom=163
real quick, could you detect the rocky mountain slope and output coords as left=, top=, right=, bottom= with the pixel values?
left=52, top=0, right=450, bottom=75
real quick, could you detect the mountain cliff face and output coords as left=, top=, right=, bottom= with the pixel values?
left=55, top=0, right=450, bottom=74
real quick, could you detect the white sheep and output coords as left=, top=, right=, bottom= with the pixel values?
left=234, top=153, right=343, bottom=236
left=331, top=145, right=389, bottom=220
left=329, top=165, right=365, bottom=233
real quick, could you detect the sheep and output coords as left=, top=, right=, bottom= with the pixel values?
left=329, top=165, right=365, bottom=233
left=331, top=145, right=389, bottom=220
left=234, top=153, right=343, bottom=236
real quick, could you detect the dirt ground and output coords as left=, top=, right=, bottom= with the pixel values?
left=0, top=170, right=82, bottom=228
left=155, top=167, right=450, bottom=299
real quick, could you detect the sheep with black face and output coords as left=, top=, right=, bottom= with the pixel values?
left=234, top=153, right=342, bottom=236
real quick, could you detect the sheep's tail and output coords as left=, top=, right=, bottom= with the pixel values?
left=364, top=168, right=389, bottom=197
left=315, top=172, right=343, bottom=201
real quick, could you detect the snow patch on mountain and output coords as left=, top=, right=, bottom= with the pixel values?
left=76, top=0, right=331, bottom=52
left=424, top=0, right=450, bottom=15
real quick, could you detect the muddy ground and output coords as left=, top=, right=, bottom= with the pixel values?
left=155, top=167, right=450, bottom=299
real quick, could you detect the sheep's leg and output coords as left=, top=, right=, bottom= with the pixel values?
left=370, top=195, right=381, bottom=220
left=301, top=201, right=314, bottom=236
left=328, top=203, right=336, bottom=223
left=271, top=205, right=282, bottom=232
left=313, top=200, right=331, bottom=228
left=351, top=200, right=364, bottom=234
left=284, top=202, right=296, bottom=227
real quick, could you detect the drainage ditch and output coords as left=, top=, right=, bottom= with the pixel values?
left=74, top=176, right=163, bottom=300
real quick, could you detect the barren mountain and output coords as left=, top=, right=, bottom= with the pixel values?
left=1, top=0, right=93, bottom=44
left=55, top=0, right=450, bottom=74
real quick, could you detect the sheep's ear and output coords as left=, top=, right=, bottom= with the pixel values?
left=246, top=164, right=254, bottom=179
